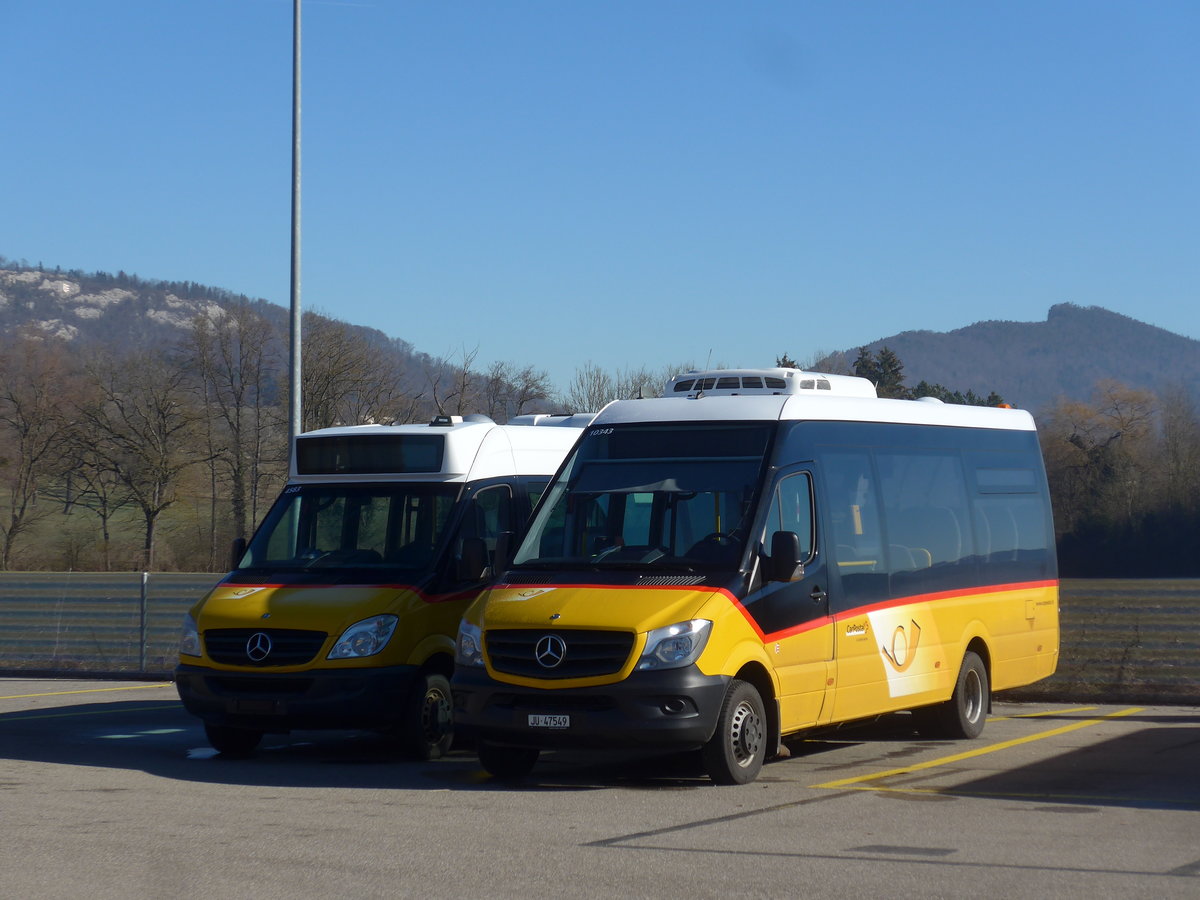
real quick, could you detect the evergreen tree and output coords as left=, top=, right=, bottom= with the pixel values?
left=875, top=346, right=908, bottom=399
left=852, top=347, right=880, bottom=385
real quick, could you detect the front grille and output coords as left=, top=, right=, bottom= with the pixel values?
left=486, top=629, right=635, bottom=679
left=204, top=628, right=328, bottom=666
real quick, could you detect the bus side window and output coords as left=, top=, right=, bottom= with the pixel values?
left=763, top=473, right=814, bottom=561
left=454, top=485, right=514, bottom=579
left=971, top=465, right=1051, bottom=580
left=821, top=452, right=886, bottom=605
left=878, top=449, right=973, bottom=597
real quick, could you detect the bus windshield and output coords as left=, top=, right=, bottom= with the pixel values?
left=514, top=423, right=771, bottom=571
left=239, top=483, right=461, bottom=574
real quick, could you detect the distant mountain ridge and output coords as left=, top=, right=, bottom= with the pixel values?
left=831, top=304, right=1200, bottom=412
left=4, top=261, right=1196, bottom=412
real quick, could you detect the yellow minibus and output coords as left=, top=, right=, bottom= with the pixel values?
left=176, top=413, right=590, bottom=757
left=453, top=369, right=1058, bottom=784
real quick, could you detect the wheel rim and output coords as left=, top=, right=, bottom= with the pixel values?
left=963, top=668, right=983, bottom=724
left=729, top=699, right=763, bottom=768
left=421, top=686, right=452, bottom=742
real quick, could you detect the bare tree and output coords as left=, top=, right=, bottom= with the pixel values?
left=185, top=303, right=283, bottom=546
left=559, top=362, right=662, bottom=412
left=480, top=360, right=553, bottom=421
left=302, top=313, right=416, bottom=429
left=427, top=346, right=481, bottom=417
left=1041, top=381, right=1157, bottom=535
left=560, top=361, right=615, bottom=413
left=1156, top=382, right=1200, bottom=515
left=0, top=335, right=75, bottom=569
left=60, top=432, right=131, bottom=572
left=75, top=350, right=210, bottom=570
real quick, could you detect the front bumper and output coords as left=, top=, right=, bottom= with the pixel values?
left=175, top=663, right=421, bottom=733
left=452, top=666, right=731, bottom=750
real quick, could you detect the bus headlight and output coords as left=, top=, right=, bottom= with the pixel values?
left=456, top=620, right=484, bottom=668
left=636, top=619, right=712, bottom=671
left=328, top=615, right=398, bottom=659
left=180, top=614, right=202, bottom=657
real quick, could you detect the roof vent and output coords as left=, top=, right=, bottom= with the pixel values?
left=665, top=368, right=876, bottom=399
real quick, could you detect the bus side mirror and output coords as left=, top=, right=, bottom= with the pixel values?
left=230, top=537, right=247, bottom=571
left=457, top=538, right=489, bottom=582
left=769, top=531, right=805, bottom=583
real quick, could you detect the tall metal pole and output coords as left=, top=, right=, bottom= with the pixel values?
left=288, top=0, right=303, bottom=454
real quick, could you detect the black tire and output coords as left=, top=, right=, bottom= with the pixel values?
left=933, top=651, right=989, bottom=739
left=701, top=679, right=767, bottom=785
left=402, top=672, right=454, bottom=760
left=477, top=741, right=540, bottom=779
left=204, top=723, right=263, bottom=757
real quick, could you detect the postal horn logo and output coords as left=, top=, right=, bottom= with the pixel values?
left=881, top=620, right=921, bottom=672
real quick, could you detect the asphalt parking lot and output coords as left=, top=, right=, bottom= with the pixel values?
left=1, top=678, right=1197, bottom=899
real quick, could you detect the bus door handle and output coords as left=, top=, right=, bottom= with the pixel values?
left=810, top=586, right=827, bottom=604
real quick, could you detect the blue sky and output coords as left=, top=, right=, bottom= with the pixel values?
left=3, top=1, right=1197, bottom=392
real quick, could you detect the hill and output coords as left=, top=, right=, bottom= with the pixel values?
left=821, top=304, right=1200, bottom=412
left=0, top=263, right=450, bottom=411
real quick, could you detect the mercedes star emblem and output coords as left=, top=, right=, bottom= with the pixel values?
left=534, top=634, right=566, bottom=669
left=246, top=631, right=273, bottom=662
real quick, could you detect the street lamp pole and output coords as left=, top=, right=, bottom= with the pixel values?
left=288, top=0, right=303, bottom=453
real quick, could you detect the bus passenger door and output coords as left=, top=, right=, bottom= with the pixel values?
left=747, top=468, right=834, bottom=731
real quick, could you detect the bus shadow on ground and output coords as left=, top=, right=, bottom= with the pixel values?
left=6, top=695, right=1194, bottom=802
left=0, top=697, right=732, bottom=791
left=0, top=695, right=869, bottom=792
left=942, top=724, right=1200, bottom=812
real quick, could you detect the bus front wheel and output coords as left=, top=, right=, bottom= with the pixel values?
left=702, top=679, right=767, bottom=785
left=478, top=742, right=540, bottom=779
left=403, top=672, right=454, bottom=760
left=204, top=723, right=263, bottom=757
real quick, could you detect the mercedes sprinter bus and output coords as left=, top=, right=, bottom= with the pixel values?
left=453, top=369, right=1058, bottom=784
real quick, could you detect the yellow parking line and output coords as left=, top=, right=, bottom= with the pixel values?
left=3, top=704, right=182, bottom=722
left=990, top=705, right=1098, bottom=721
left=0, top=683, right=173, bottom=701
left=811, top=706, right=1143, bottom=790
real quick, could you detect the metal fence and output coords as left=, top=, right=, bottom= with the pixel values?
left=1009, top=579, right=1200, bottom=705
left=0, top=574, right=1197, bottom=703
left=0, top=572, right=220, bottom=678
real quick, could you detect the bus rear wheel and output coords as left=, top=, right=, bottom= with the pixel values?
left=702, top=679, right=766, bottom=785
left=924, top=651, right=989, bottom=739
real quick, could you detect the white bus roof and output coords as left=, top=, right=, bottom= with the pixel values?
left=290, top=414, right=593, bottom=483
left=596, top=369, right=1036, bottom=432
